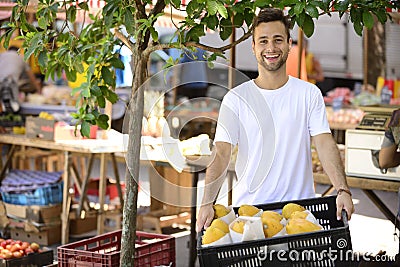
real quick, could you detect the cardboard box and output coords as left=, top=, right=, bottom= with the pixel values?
left=4, top=203, right=61, bottom=223
left=10, top=225, right=61, bottom=245
left=25, top=116, right=97, bottom=141
left=69, top=214, right=97, bottom=236
left=25, top=117, right=55, bottom=140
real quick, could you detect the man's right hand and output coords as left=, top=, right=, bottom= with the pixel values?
left=196, top=203, right=214, bottom=233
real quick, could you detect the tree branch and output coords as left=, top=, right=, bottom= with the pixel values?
left=149, top=0, right=166, bottom=20
left=143, top=26, right=253, bottom=56
left=114, top=28, right=133, bottom=51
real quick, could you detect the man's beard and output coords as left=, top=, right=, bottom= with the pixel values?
left=258, top=52, right=288, bottom=72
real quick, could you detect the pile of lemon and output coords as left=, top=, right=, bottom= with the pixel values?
left=202, top=202, right=322, bottom=246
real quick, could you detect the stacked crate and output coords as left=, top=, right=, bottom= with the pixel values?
left=0, top=170, right=63, bottom=245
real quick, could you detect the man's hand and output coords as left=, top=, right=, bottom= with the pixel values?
left=196, top=203, right=214, bottom=233
left=336, top=192, right=354, bottom=221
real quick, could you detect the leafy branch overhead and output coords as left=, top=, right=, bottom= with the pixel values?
left=1, top=0, right=397, bottom=135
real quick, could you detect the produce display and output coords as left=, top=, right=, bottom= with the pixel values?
left=202, top=202, right=323, bottom=247
left=0, top=238, right=41, bottom=260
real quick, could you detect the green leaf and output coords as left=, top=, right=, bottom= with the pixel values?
left=254, top=0, right=271, bottom=8
left=207, top=0, right=218, bottom=16
left=353, top=21, right=363, bottom=36
left=97, top=114, right=110, bottom=130
left=244, top=12, right=254, bottom=27
left=67, top=6, right=77, bottom=23
left=186, top=24, right=205, bottom=42
left=149, top=27, right=158, bottom=42
left=302, top=14, right=314, bottom=37
left=101, top=67, right=114, bottom=86
left=81, top=120, right=91, bottom=137
left=362, top=10, right=374, bottom=29
left=186, top=1, right=198, bottom=16
left=38, top=51, right=47, bottom=67
left=110, top=57, right=124, bottom=69
left=305, top=5, right=319, bottom=18
left=84, top=113, right=96, bottom=121
left=78, top=1, right=89, bottom=11
left=216, top=2, right=228, bottom=19
left=107, top=90, right=119, bottom=104
left=220, top=19, right=232, bottom=41
left=97, top=95, right=106, bottom=108
left=233, top=13, right=244, bottom=27
left=171, top=0, right=181, bottom=8
left=64, top=68, right=76, bottom=83
left=125, top=9, right=134, bottom=34
left=37, top=17, right=47, bottom=30
left=374, top=9, right=387, bottom=24
left=91, top=85, right=102, bottom=97
left=294, top=2, right=305, bottom=15
left=205, top=15, right=218, bottom=30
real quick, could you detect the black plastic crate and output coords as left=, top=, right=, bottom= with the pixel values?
left=0, top=249, right=53, bottom=267
left=197, top=196, right=356, bottom=267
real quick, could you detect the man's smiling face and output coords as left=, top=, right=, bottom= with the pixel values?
left=252, top=21, right=292, bottom=72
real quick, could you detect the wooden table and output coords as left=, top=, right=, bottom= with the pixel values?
left=0, top=134, right=126, bottom=244
left=314, top=173, right=400, bottom=224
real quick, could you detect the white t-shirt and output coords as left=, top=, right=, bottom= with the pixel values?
left=214, top=76, right=330, bottom=206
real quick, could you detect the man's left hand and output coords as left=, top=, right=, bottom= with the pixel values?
left=336, top=192, right=354, bottom=221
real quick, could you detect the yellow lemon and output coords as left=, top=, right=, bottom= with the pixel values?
left=202, top=226, right=226, bottom=245
left=282, top=203, right=305, bottom=219
left=210, top=218, right=229, bottom=233
left=213, top=204, right=230, bottom=219
left=286, top=218, right=322, bottom=235
left=238, top=204, right=260, bottom=217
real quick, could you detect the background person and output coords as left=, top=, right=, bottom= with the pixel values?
left=304, top=38, right=324, bottom=84
left=196, top=8, right=354, bottom=232
left=0, top=46, right=42, bottom=113
left=379, top=109, right=400, bottom=169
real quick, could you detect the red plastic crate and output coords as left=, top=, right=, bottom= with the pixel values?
left=57, top=230, right=175, bottom=267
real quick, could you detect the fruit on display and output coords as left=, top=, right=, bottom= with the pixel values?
left=282, top=203, right=305, bottom=219
left=213, top=204, right=230, bottom=219
left=210, top=219, right=229, bottom=234
left=290, top=210, right=309, bottom=220
left=326, top=107, right=364, bottom=125
left=261, top=216, right=284, bottom=238
left=238, top=204, right=260, bottom=217
left=261, top=210, right=283, bottom=222
left=0, top=239, right=42, bottom=260
left=12, top=126, right=26, bottom=135
left=286, top=218, right=322, bottom=235
left=38, top=111, right=54, bottom=120
left=231, top=220, right=246, bottom=234
left=202, top=226, right=227, bottom=245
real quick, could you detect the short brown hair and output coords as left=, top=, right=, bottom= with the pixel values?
left=252, top=8, right=292, bottom=42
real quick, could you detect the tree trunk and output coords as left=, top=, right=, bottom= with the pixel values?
left=120, top=47, right=148, bottom=266
left=366, top=17, right=386, bottom=87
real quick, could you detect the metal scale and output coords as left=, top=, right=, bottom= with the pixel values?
left=356, top=105, right=398, bottom=131
left=346, top=105, right=400, bottom=181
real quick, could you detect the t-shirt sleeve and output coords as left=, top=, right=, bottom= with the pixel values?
left=213, top=91, right=240, bottom=145
left=308, top=86, right=331, bottom=136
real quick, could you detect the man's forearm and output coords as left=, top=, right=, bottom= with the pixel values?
left=314, top=134, right=349, bottom=191
left=201, top=142, right=232, bottom=205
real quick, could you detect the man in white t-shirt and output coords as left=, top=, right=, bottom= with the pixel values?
left=196, top=8, right=354, bottom=232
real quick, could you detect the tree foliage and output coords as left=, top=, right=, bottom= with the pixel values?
left=1, top=0, right=398, bottom=265
left=1, top=0, right=398, bottom=133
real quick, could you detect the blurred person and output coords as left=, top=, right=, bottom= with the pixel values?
left=286, top=40, right=308, bottom=81
left=196, top=8, right=354, bottom=232
left=379, top=109, right=400, bottom=169
left=304, top=38, right=324, bottom=84
left=0, top=46, right=42, bottom=113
